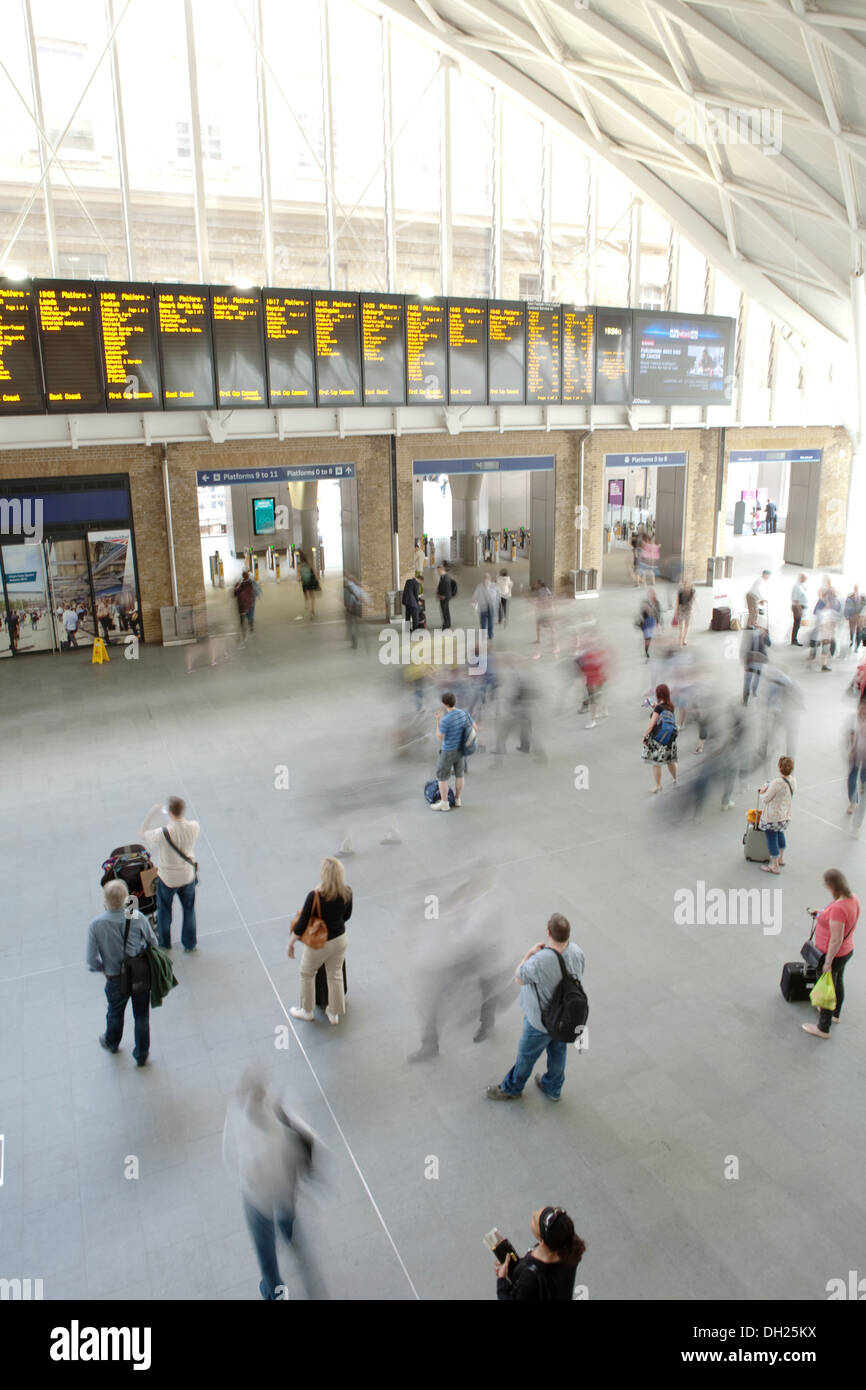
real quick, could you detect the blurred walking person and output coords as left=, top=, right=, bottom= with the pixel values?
left=297, top=550, right=321, bottom=618
left=531, top=580, right=559, bottom=657
left=846, top=703, right=866, bottom=836
left=791, top=573, right=808, bottom=646
left=844, top=585, right=865, bottom=650
left=673, top=578, right=696, bottom=647
left=223, top=1071, right=323, bottom=1300
left=233, top=569, right=256, bottom=644
left=637, top=589, right=661, bottom=659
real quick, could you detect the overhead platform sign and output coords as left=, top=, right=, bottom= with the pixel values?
left=197, top=464, right=355, bottom=486
left=729, top=449, right=822, bottom=465
left=604, top=452, right=686, bottom=468
left=412, top=456, right=554, bottom=476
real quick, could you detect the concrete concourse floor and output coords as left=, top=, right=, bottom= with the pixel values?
left=0, top=553, right=864, bottom=1302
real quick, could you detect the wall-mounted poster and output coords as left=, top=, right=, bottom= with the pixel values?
left=608, top=479, right=625, bottom=506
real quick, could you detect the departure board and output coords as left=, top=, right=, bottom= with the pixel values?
left=594, top=307, right=633, bottom=405
left=35, top=280, right=104, bottom=412
left=155, top=285, right=216, bottom=410
left=98, top=283, right=161, bottom=411
left=0, top=281, right=43, bottom=414
left=313, top=293, right=362, bottom=405
left=448, top=298, right=487, bottom=404
left=487, top=300, right=525, bottom=405
left=405, top=297, right=447, bottom=404
left=525, top=303, right=561, bottom=405
left=562, top=306, right=595, bottom=404
left=211, top=288, right=267, bottom=408
left=361, top=295, right=406, bottom=405
left=632, top=311, right=734, bottom=406
left=263, top=289, right=315, bottom=406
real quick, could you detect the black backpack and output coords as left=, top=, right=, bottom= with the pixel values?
left=450, top=577, right=458, bottom=598
left=537, top=948, right=588, bottom=1042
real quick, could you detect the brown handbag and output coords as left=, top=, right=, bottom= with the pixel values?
left=292, top=890, right=328, bottom=950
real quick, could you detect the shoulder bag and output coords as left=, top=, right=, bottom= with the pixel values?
left=118, top=914, right=152, bottom=995
left=162, top=827, right=199, bottom=885
left=291, top=890, right=329, bottom=950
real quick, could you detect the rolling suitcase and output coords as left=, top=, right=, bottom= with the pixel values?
left=743, top=792, right=770, bottom=862
left=315, top=959, right=347, bottom=1008
left=780, top=961, right=818, bottom=1002
left=710, top=606, right=731, bottom=632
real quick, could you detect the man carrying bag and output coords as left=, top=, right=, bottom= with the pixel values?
left=87, top=881, right=161, bottom=1067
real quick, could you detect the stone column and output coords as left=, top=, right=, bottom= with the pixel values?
left=288, top=480, right=319, bottom=556
left=448, top=473, right=483, bottom=564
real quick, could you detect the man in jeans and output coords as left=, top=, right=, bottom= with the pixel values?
left=486, top=913, right=585, bottom=1102
left=87, top=879, right=158, bottom=1066
left=432, top=692, right=475, bottom=812
left=140, top=796, right=200, bottom=951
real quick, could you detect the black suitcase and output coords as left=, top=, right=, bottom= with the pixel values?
left=780, top=961, right=817, bottom=1002
left=416, top=596, right=427, bottom=630
left=711, top=606, right=731, bottom=632
left=315, top=960, right=347, bottom=1009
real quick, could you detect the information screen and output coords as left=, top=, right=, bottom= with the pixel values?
left=211, top=288, right=267, bottom=408
left=487, top=300, right=525, bottom=405
left=633, top=311, right=734, bottom=405
left=361, top=295, right=406, bottom=405
left=562, top=306, right=595, bottom=404
left=405, top=297, right=447, bottom=404
left=263, top=289, right=315, bottom=407
left=0, top=281, right=44, bottom=414
left=155, top=285, right=216, bottom=410
left=313, top=293, right=362, bottom=405
left=35, top=280, right=104, bottom=412
left=448, top=298, right=487, bottom=404
left=98, top=283, right=161, bottom=411
left=594, top=307, right=633, bottom=405
left=252, top=497, right=276, bottom=535
left=525, top=303, right=561, bottom=405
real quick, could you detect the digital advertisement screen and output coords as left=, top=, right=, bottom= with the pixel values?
left=0, top=281, right=44, bottom=414
left=562, top=306, right=595, bottom=404
left=525, top=303, right=561, bottom=405
left=594, top=307, right=633, bottom=406
left=35, top=280, right=104, bottom=412
left=405, top=298, right=447, bottom=404
left=155, top=285, right=216, bottom=409
left=211, top=288, right=267, bottom=407
left=252, top=497, right=276, bottom=535
left=633, top=312, right=734, bottom=405
left=263, top=290, right=315, bottom=407
left=313, top=293, right=362, bottom=405
left=487, top=300, right=525, bottom=405
left=448, top=298, right=487, bottom=404
left=98, top=283, right=161, bottom=411
left=361, top=295, right=406, bottom=405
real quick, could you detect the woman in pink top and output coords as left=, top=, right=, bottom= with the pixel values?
left=802, top=869, right=859, bottom=1040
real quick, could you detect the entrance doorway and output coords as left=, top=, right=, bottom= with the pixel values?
left=601, top=452, right=687, bottom=588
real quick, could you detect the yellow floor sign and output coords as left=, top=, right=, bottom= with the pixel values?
left=92, top=638, right=110, bottom=664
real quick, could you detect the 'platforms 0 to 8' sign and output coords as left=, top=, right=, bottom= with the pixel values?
left=0, top=277, right=735, bottom=415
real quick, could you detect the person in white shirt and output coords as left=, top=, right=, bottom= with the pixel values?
left=140, top=796, right=200, bottom=952
left=747, top=570, right=770, bottom=628
left=497, top=570, right=513, bottom=626
left=791, top=574, right=808, bottom=646
left=62, top=606, right=79, bottom=648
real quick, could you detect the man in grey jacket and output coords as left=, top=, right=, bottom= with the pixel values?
left=486, top=913, right=585, bottom=1103
left=87, top=880, right=158, bottom=1066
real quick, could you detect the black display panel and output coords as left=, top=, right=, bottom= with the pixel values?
left=633, top=311, right=734, bottom=406
left=361, top=295, right=406, bottom=405
left=211, top=288, right=267, bottom=408
left=594, top=307, right=633, bottom=406
left=35, top=280, right=104, bottom=412
left=562, top=306, right=595, bottom=404
left=525, top=302, right=560, bottom=405
left=98, top=283, right=162, bottom=411
left=487, top=300, right=525, bottom=405
left=405, top=297, right=447, bottom=404
left=448, top=298, right=487, bottom=405
left=313, top=292, right=362, bottom=405
left=155, top=285, right=216, bottom=410
left=263, top=289, right=315, bottom=407
left=0, top=281, right=44, bottom=414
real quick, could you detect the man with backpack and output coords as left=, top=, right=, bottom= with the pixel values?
left=486, top=913, right=586, bottom=1102
left=431, top=691, right=476, bottom=812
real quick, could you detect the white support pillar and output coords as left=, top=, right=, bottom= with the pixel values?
left=584, top=161, right=596, bottom=306
left=22, top=0, right=58, bottom=277
left=382, top=17, right=396, bottom=293
left=183, top=0, right=210, bottom=282
left=321, top=0, right=338, bottom=289
left=491, top=88, right=502, bottom=299
left=844, top=271, right=866, bottom=575
left=628, top=199, right=641, bottom=308
left=440, top=60, right=453, bottom=297
left=540, top=127, right=552, bottom=302
left=105, top=0, right=135, bottom=278
left=254, top=0, right=275, bottom=286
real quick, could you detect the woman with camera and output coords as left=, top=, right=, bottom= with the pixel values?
left=495, top=1206, right=586, bottom=1300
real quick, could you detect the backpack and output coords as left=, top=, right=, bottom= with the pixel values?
left=424, top=780, right=455, bottom=806
left=536, top=948, right=589, bottom=1043
left=450, top=577, right=458, bottom=598
left=653, top=708, right=677, bottom=746
left=459, top=711, right=477, bottom=758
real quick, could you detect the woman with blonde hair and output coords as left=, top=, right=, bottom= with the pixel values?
left=758, top=755, right=796, bottom=874
left=288, top=857, right=352, bottom=1025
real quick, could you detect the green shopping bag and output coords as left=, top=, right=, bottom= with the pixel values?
left=809, top=971, right=837, bottom=1013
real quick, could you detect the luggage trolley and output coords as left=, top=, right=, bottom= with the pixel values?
left=100, top=844, right=158, bottom=924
